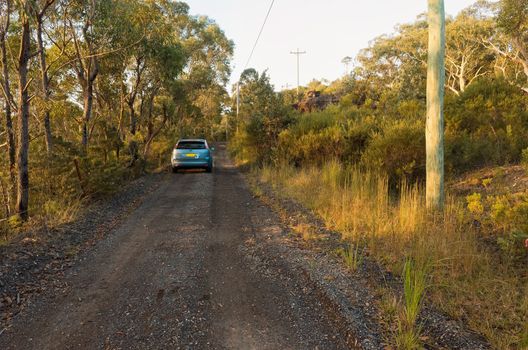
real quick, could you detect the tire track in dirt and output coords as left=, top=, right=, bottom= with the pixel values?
left=0, top=144, right=351, bottom=349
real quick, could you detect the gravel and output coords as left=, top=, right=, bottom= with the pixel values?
left=0, top=173, right=167, bottom=332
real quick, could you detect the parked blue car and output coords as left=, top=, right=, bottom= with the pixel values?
left=171, top=139, right=214, bottom=173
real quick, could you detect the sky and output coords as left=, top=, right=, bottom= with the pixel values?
left=185, top=0, right=478, bottom=91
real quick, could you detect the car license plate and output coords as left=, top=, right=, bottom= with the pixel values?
left=186, top=153, right=197, bottom=158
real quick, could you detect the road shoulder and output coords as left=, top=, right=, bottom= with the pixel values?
left=244, top=173, right=491, bottom=349
left=0, top=173, right=168, bottom=333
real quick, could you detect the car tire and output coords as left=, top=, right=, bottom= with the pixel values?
left=205, top=166, right=212, bottom=173
left=171, top=166, right=178, bottom=173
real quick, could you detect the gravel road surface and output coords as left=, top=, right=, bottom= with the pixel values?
left=0, top=144, right=351, bottom=350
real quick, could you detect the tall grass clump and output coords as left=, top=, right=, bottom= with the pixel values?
left=337, top=242, right=364, bottom=271
left=395, top=258, right=429, bottom=349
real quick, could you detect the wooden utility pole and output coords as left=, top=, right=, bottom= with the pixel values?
left=236, top=81, right=240, bottom=133
left=426, top=0, right=446, bottom=211
left=290, top=48, right=306, bottom=99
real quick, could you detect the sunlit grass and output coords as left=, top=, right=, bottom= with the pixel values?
left=254, top=162, right=527, bottom=349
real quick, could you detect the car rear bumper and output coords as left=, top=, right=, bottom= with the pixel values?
left=172, top=159, right=212, bottom=168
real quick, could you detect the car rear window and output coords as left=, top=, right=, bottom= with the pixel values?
left=177, top=141, right=206, bottom=149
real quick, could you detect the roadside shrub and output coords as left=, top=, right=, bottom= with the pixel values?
left=522, top=148, right=528, bottom=171
left=277, top=125, right=345, bottom=166
left=491, top=196, right=528, bottom=261
left=229, top=128, right=260, bottom=166
left=466, top=193, right=484, bottom=216
left=445, top=78, right=528, bottom=173
left=361, top=119, right=425, bottom=183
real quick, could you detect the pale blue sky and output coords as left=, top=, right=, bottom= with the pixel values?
left=185, top=0, right=478, bottom=90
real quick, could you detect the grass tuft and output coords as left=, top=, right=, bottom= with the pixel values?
left=337, top=242, right=364, bottom=271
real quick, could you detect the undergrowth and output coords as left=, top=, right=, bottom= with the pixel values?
left=0, top=138, right=171, bottom=244
left=254, top=161, right=527, bottom=349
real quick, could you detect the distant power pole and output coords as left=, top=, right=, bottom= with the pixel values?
left=282, top=83, right=291, bottom=90
left=342, top=56, right=353, bottom=76
left=290, top=48, right=306, bottom=98
left=236, top=81, right=240, bottom=133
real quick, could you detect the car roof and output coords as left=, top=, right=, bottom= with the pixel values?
left=177, top=139, right=207, bottom=143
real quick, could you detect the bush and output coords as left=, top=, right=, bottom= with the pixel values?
left=237, top=76, right=528, bottom=185
left=361, top=119, right=425, bottom=182
left=445, top=78, right=528, bottom=173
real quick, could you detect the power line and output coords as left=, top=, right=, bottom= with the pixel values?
left=243, top=0, right=276, bottom=71
left=236, top=0, right=276, bottom=135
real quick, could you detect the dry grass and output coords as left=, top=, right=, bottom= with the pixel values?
left=256, top=161, right=527, bottom=349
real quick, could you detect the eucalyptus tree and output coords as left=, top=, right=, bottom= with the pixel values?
left=426, top=0, right=446, bottom=211
left=15, top=1, right=32, bottom=220
left=32, top=0, right=58, bottom=153
left=355, top=19, right=428, bottom=100
left=0, top=0, right=16, bottom=194
left=445, top=13, right=495, bottom=95
left=342, top=56, right=353, bottom=75
left=235, top=68, right=290, bottom=163
left=176, top=14, right=234, bottom=139
left=137, top=35, right=185, bottom=161
left=65, top=0, right=102, bottom=149
left=120, top=0, right=161, bottom=137
left=496, top=0, right=528, bottom=91
left=356, top=10, right=493, bottom=102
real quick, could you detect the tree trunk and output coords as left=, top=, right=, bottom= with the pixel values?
left=127, top=56, right=144, bottom=136
left=426, top=0, right=446, bottom=211
left=16, top=17, right=31, bottom=221
left=36, top=18, right=53, bottom=153
left=0, top=25, right=16, bottom=197
left=129, top=102, right=136, bottom=135
left=118, top=81, right=125, bottom=140
left=81, top=83, right=94, bottom=149
left=143, top=100, right=167, bottom=162
left=73, top=2, right=98, bottom=150
left=142, top=93, right=155, bottom=160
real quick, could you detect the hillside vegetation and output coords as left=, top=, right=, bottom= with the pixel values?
left=0, top=0, right=233, bottom=237
left=230, top=1, right=528, bottom=348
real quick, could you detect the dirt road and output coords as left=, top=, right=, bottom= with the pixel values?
left=0, top=144, right=350, bottom=350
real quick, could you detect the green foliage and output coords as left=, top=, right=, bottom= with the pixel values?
left=498, top=0, right=528, bottom=35
left=445, top=78, right=528, bottom=173
left=497, top=230, right=528, bottom=261
left=276, top=110, right=347, bottom=166
left=402, top=259, right=428, bottom=329
left=522, top=148, right=528, bottom=170
left=362, top=119, right=425, bottom=182
left=0, top=0, right=234, bottom=227
left=239, top=75, right=528, bottom=186
left=467, top=190, right=528, bottom=261
left=466, top=193, right=484, bottom=215
left=490, top=195, right=528, bottom=260
left=230, top=69, right=292, bottom=164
